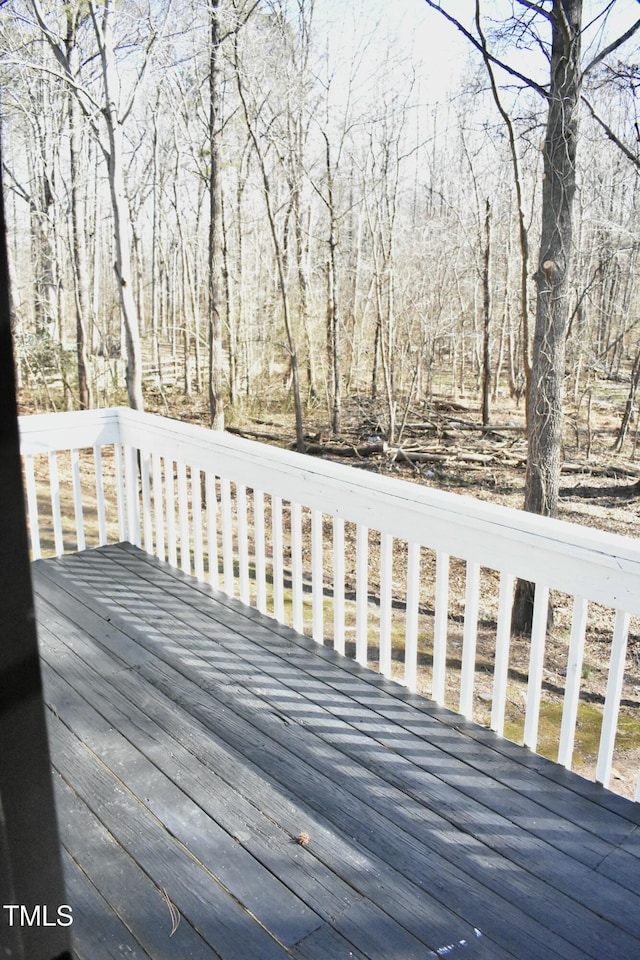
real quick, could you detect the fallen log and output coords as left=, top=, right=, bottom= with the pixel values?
left=561, top=462, right=639, bottom=478
left=303, top=440, right=389, bottom=458
left=226, top=426, right=284, bottom=442
left=405, top=420, right=523, bottom=434
left=392, top=450, right=450, bottom=464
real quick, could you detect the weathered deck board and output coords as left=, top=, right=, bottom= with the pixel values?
left=33, top=543, right=640, bottom=960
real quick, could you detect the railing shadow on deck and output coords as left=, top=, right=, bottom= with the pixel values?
left=19, top=407, right=640, bottom=802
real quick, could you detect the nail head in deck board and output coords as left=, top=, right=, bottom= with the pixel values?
left=33, top=543, right=640, bottom=960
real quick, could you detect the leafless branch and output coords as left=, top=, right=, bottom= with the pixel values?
left=583, top=15, right=640, bottom=77
left=26, top=1, right=107, bottom=156
left=581, top=93, right=640, bottom=170
left=515, top=1, right=551, bottom=22
left=2, top=165, right=31, bottom=205
left=422, top=0, right=548, bottom=98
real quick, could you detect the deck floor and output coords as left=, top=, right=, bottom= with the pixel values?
left=33, top=542, right=640, bottom=960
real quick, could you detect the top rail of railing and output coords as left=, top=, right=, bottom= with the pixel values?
left=21, top=407, right=640, bottom=612
left=18, top=408, right=640, bottom=799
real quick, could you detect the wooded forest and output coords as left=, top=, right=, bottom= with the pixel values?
left=2, top=1, right=640, bottom=499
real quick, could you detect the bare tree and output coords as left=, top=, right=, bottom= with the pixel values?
left=208, top=0, right=225, bottom=429
left=27, top=0, right=168, bottom=410
left=65, top=6, right=92, bottom=409
left=424, top=0, right=640, bottom=630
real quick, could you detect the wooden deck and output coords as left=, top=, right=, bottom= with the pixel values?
left=33, top=543, right=640, bottom=960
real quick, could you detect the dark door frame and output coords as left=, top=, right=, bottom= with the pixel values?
left=0, top=144, right=73, bottom=959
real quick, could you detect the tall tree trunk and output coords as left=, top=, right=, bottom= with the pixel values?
left=151, top=109, right=161, bottom=384
left=67, top=16, right=93, bottom=409
left=92, top=0, right=144, bottom=410
left=513, top=0, right=582, bottom=632
left=208, top=0, right=225, bottom=430
left=475, top=1, right=532, bottom=417
left=234, top=32, right=305, bottom=452
left=614, top=346, right=640, bottom=453
left=481, top=198, right=491, bottom=426
left=325, top=136, right=341, bottom=435
left=221, top=190, right=237, bottom=406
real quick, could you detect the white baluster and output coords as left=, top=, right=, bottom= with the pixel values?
left=253, top=489, right=266, bottom=612
left=71, top=449, right=85, bottom=552
left=93, top=446, right=107, bottom=547
left=311, top=509, right=324, bottom=643
left=152, top=452, right=164, bottom=561
left=404, top=543, right=421, bottom=692
left=24, top=454, right=41, bottom=560
left=355, top=525, right=369, bottom=666
left=459, top=561, right=481, bottom=719
left=177, top=462, right=190, bottom=574
left=205, top=473, right=218, bottom=590
left=165, top=461, right=177, bottom=569
left=291, top=501, right=303, bottom=633
left=221, top=478, right=234, bottom=596
left=48, top=451, right=63, bottom=556
left=115, top=444, right=126, bottom=542
left=558, top=596, right=588, bottom=768
left=596, top=609, right=631, bottom=788
left=237, top=483, right=249, bottom=604
left=140, top=451, right=152, bottom=554
left=491, top=572, right=515, bottom=735
left=124, top=445, right=141, bottom=548
left=523, top=583, right=551, bottom=751
left=192, top=467, right=204, bottom=581
left=432, top=552, right=450, bottom=704
left=379, top=532, right=393, bottom=678
left=272, top=495, right=284, bottom=622
left=333, top=517, right=346, bottom=656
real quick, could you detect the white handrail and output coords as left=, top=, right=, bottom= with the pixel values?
left=19, top=407, right=640, bottom=800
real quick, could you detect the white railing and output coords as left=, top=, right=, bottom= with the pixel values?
left=19, top=407, right=640, bottom=801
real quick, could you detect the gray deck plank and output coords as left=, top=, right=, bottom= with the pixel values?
left=36, top=575, right=497, bottom=960
left=48, top=699, right=290, bottom=960
left=52, top=548, right=640, bottom=942
left=117, top=542, right=640, bottom=831
left=35, top=549, right=640, bottom=960
left=61, top=848, right=153, bottom=960
left=38, top=605, right=448, bottom=960
left=114, top=542, right=640, bottom=840
left=109, top=544, right=640, bottom=877
left=55, top=773, right=215, bottom=959
left=35, top=559, right=578, bottom=960
left=43, top=664, right=320, bottom=953
left=32, top=544, right=640, bottom=960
